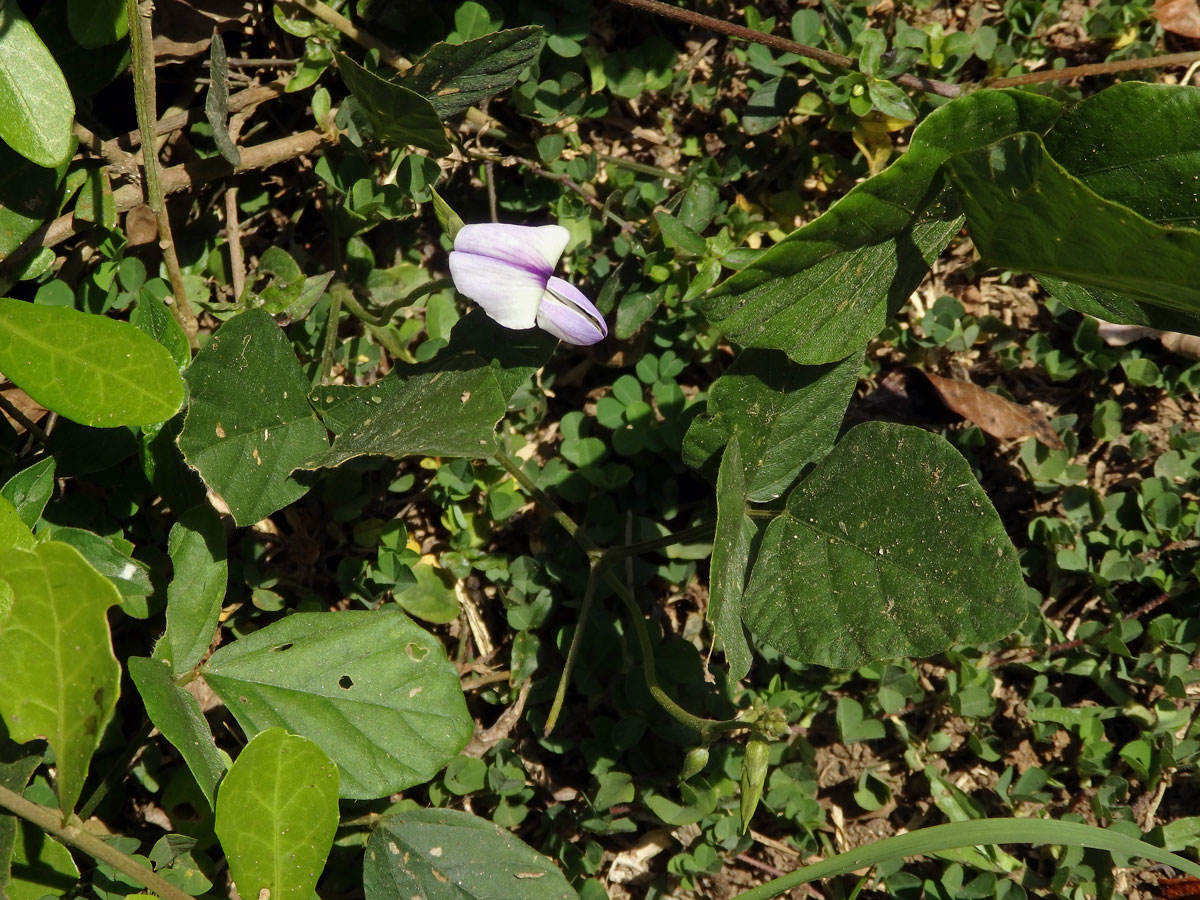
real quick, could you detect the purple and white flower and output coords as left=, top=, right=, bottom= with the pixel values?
left=447, top=223, right=608, bottom=346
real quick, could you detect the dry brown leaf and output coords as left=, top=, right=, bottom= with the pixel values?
left=125, top=205, right=159, bottom=246
left=919, top=370, right=1064, bottom=449
left=0, top=379, right=48, bottom=435
left=1154, top=0, right=1200, bottom=37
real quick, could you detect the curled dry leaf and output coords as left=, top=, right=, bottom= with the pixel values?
left=918, top=370, right=1064, bottom=449
left=1154, top=0, right=1200, bottom=37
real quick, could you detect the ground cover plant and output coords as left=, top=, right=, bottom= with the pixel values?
left=1, top=0, right=1200, bottom=898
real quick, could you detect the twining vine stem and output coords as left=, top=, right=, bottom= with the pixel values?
left=125, top=0, right=199, bottom=346
left=0, top=784, right=193, bottom=900
left=493, top=448, right=743, bottom=741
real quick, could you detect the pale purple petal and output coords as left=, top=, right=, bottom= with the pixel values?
left=448, top=250, right=544, bottom=329
left=536, top=276, right=608, bottom=345
left=452, top=223, right=569, bottom=280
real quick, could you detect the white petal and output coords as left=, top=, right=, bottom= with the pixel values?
left=448, top=250, right=544, bottom=329
left=452, top=223, right=569, bottom=279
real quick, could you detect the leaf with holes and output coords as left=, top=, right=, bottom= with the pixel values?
left=741, top=421, right=1027, bottom=667
left=0, top=300, right=184, bottom=427
left=364, top=808, right=578, bottom=900
left=201, top=611, right=473, bottom=799
left=215, top=729, right=338, bottom=900
left=177, top=310, right=329, bottom=526
left=0, top=542, right=122, bottom=814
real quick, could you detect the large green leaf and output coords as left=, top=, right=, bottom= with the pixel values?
left=306, top=357, right=507, bottom=468
left=0, top=2, right=74, bottom=168
left=202, top=611, right=473, bottom=799
left=364, top=809, right=578, bottom=900
left=0, top=541, right=122, bottom=814
left=336, top=54, right=452, bottom=156
left=947, top=132, right=1200, bottom=315
left=177, top=310, right=328, bottom=526
left=0, top=142, right=66, bottom=260
left=683, top=349, right=861, bottom=501
left=1036, top=83, right=1200, bottom=331
left=700, top=90, right=1061, bottom=364
left=162, top=505, right=228, bottom=673
left=0, top=300, right=184, bottom=427
left=398, top=27, right=546, bottom=119
left=709, top=435, right=756, bottom=681
left=215, top=729, right=338, bottom=900
left=128, top=656, right=225, bottom=809
left=742, top=422, right=1026, bottom=668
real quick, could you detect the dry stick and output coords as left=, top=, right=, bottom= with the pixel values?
left=611, top=0, right=962, bottom=99
left=113, top=79, right=288, bottom=152
left=988, top=50, right=1200, bottom=87
left=126, top=0, right=199, bottom=345
left=283, top=0, right=410, bottom=71
left=0, top=784, right=193, bottom=900
left=224, top=186, right=246, bottom=300
left=0, top=390, right=49, bottom=443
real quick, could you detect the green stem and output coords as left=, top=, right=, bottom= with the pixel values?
left=597, top=153, right=685, bottom=183
left=339, top=278, right=454, bottom=327
left=602, top=521, right=715, bottom=561
left=493, top=449, right=742, bottom=740
left=0, top=784, right=194, bottom=900
left=543, top=566, right=597, bottom=736
left=735, top=819, right=1200, bottom=900
left=320, top=282, right=347, bottom=385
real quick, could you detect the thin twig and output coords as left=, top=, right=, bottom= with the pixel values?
left=203, top=57, right=299, bottom=68
left=989, top=50, right=1200, bottom=87
left=544, top=567, right=598, bottom=736
left=224, top=187, right=245, bottom=301
left=0, top=784, right=194, bottom=900
left=113, top=79, right=287, bottom=153
left=127, top=0, right=199, bottom=346
left=72, top=122, right=138, bottom=179
left=610, top=0, right=962, bottom=99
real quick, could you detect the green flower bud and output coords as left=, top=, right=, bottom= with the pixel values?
left=739, top=738, right=770, bottom=834
left=679, top=746, right=710, bottom=782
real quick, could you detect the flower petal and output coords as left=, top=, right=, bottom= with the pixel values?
left=452, top=223, right=569, bottom=280
left=448, top=250, right=545, bottom=329
left=536, top=276, right=608, bottom=345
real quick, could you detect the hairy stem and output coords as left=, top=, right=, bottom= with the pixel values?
left=0, top=784, right=194, bottom=900
left=988, top=50, right=1200, bottom=87
left=126, top=0, right=199, bottom=346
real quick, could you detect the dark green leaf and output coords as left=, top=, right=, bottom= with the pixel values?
left=130, top=285, right=191, bottom=368
left=66, top=0, right=128, bottom=47
left=177, top=310, right=329, bottom=526
left=947, top=132, right=1200, bottom=315
left=701, top=89, right=1061, bottom=364
left=0, top=299, right=185, bottom=427
left=0, top=739, right=42, bottom=895
left=0, top=456, right=55, bottom=528
left=39, top=525, right=152, bottom=603
left=304, top=351, right=508, bottom=469
left=742, top=421, right=1027, bottom=667
left=215, top=729, right=338, bottom=900
left=399, top=27, right=546, bottom=119
left=0, top=142, right=66, bottom=259
left=683, top=348, right=861, bottom=501
left=364, top=809, right=578, bottom=900
left=202, top=611, right=473, bottom=799
left=336, top=54, right=451, bottom=156
left=655, top=211, right=707, bottom=255
left=0, top=1, right=75, bottom=167
left=742, top=78, right=801, bottom=135
left=128, top=656, right=225, bottom=808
